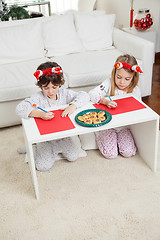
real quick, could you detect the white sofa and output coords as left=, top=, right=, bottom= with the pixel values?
left=0, top=10, right=155, bottom=128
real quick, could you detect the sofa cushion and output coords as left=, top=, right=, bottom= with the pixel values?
left=43, top=13, right=84, bottom=57
left=73, top=10, right=106, bottom=17
left=0, top=58, right=54, bottom=102
left=0, top=58, right=69, bottom=102
left=52, top=48, right=124, bottom=88
left=74, top=13, right=115, bottom=51
left=0, top=21, right=44, bottom=65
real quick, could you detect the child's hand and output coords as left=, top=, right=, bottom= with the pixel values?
left=29, top=109, right=54, bottom=120
left=61, top=104, right=77, bottom=117
left=99, top=98, right=117, bottom=108
left=106, top=100, right=117, bottom=109
left=40, top=111, right=54, bottom=120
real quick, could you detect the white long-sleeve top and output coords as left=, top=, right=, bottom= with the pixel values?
left=89, top=77, right=141, bottom=103
left=89, top=77, right=141, bottom=132
left=16, top=87, right=90, bottom=119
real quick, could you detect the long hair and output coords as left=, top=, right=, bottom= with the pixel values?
left=110, top=54, right=139, bottom=96
left=36, top=61, right=65, bottom=88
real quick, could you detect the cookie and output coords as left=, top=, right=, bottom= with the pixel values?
left=98, top=111, right=105, bottom=117
left=89, top=115, right=97, bottom=121
left=78, top=116, right=85, bottom=122
left=84, top=119, right=92, bottom=124
left=89, top=112, right=97, bottom=116
left=98, top=116, right=106, bottom=121
left=93, top=118, right=102, bottom=124
left=83, top=114, right=90, bottom=119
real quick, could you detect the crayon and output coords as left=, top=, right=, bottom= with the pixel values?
left=33, top=104, right=49, bottom=113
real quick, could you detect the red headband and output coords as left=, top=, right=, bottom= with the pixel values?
left=33, top=67, right=63, bottom=80
left=114, top=62, right=143, bottom=73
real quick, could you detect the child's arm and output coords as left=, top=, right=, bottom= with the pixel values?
left=16, top=92, right=54, bottom=120
left=89, top=79, right=110, bottom=103
left=88, top=79, right=117, bottom=108
left=61, top=104, right=77, bottom=117
left=59, top=88, right=90, bottom=117
left=29, top=109, right=54, bottom=120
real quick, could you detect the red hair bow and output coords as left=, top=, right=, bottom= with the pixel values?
left=33, top=67, right=63, bottom=80
left=114, top=62, right=143, bottom=73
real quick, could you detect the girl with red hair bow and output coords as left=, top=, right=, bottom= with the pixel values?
left=88, top=54, right=143, bottom=159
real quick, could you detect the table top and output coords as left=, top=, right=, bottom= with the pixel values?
left=22, top=94, right=159, bottom=144
left=122, top=27, right=156, bottom=35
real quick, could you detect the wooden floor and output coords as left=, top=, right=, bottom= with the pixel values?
left=142, top=53, right=160, bottom=116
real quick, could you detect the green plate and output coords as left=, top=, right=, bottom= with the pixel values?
left=75, top=109, right=112, bottom=127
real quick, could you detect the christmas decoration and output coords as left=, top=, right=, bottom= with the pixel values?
left=0, top=1, right=30, bottom=21
left=134, top=9, right=153, bottom=31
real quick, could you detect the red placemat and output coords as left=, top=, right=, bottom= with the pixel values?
left=93, top=96, right=146, bottom=115
left=34, top=109, right=75, bottom=135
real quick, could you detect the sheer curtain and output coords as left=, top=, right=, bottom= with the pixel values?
left=51, top=0, right=78, bottom=14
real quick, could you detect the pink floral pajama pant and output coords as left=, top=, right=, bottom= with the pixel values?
left=95, top=128, right=136, bottom=159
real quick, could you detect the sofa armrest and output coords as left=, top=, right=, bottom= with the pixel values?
left=113, top=27, right=155, bottom=96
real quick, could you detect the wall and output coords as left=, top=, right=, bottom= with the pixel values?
left=96, top=0, right=160, bottom=52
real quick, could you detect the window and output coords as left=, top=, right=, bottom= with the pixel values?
left=51, top=0, right=78, bottom=14
left=4, top=0, right=78, bottom=14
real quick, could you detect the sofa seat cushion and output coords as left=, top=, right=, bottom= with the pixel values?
left=51, top=48, right=124, bottom=88
left=0, top=58, right=50, bottom=102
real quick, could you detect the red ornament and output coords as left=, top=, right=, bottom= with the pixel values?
left=134, top=12, right=153, bottom=31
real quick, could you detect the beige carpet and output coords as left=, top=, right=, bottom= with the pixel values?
left=1, top=125, right=160, bottom=240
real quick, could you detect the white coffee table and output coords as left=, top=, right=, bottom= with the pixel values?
left=22, top=94, right=159, bottom=199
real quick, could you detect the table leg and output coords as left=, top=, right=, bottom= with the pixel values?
left=28, top=143, right=39, bottom=200
left=23, top=129, right=39, bottom=200
left=130, top=119, right=159, bottom=172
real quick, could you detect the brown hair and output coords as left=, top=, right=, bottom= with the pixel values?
left=36, top=61, right=65, bottom=88
left=110, top=54, right=139, bottom=96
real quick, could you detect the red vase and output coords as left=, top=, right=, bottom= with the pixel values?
left=130, top=9, right=134, bottom=28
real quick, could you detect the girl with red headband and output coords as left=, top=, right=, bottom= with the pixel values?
left=16, top=61, right=90, bottom=171
left=89, top=54, right=143, bottom=159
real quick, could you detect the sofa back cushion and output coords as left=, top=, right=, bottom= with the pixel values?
left=75, top=13, right=116, bottom=51
left=52, top=48, right=123, bottom=88
left=0, top=58, right=47, bottom=102
left=43, top=13, right=84, bottom=57
left=0, top=20, right=44, bottom=64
